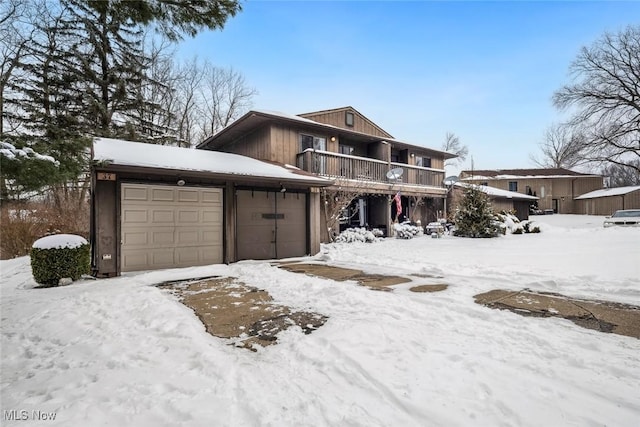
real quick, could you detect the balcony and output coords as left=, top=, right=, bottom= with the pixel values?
left=296, top=149, right=445, bottom=189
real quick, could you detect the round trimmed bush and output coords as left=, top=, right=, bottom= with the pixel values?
left=31, top=234, right=90, bottom=286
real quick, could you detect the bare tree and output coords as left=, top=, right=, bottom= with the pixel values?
left=198, top=62, right=257, bottom=141
left=173, top=57, right=205, bottom=147
left=602, top=160, right=640, bottom=187
left=321, top=180, right=366, bottom=242
left=530, top=123, right=586, bottom=168
left=441, top=132, right=468, bottom=167
left=553, top=25, right=640, bottom=175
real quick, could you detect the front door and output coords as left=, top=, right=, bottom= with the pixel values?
left=552, top=199, right=559, bottom=213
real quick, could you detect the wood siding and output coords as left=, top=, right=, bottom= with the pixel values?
left=300, top=108, right=393, bottom=138
left=219, top=125, right=273, bottom=161
left=576, top=189, right=640, bottom=215
left=464, top=176, right=603, bottom=214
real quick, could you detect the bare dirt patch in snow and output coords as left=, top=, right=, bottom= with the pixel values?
left=410, top=284, right=448, bottom=293
left=158, top=277, right=327, bottom=350
left=475, top=289, right=640, bottom=339
left=277, top=263, right=410, bottom=291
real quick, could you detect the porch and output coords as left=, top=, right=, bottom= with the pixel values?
left=296, top=149, right=446, bottom=189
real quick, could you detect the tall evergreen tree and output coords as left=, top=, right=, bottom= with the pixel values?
left=453, top=186, right=502, bottom=238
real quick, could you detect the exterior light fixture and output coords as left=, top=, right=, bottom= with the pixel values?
left=280, top=183, right=286, bottom=193
left=177, top=179, right=186, bottom=186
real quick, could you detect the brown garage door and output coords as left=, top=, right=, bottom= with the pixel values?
left=236, top=190, right=306, bottom=260
left=121, top=183, right=223, bottom=272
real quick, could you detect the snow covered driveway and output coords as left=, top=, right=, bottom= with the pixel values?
left=1, top=215, right=639, bottom=426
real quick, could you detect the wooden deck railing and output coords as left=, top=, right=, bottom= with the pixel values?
left=296, top=150, right=445, bottom=188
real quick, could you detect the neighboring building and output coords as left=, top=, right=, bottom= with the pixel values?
left=449, top=183, right=538, bottom=221
left=459, top=168, right=603, bottom=214
left=574, top=186, right=640, bottom=215
left=90, top=138, right=331, bottom=276
left=198, top=107, right=456, bottom=238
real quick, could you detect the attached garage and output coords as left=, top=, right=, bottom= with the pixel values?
left=91, top=138, right=330, bottom=276
left=120, top=184, right=223, bottom=272
left=236, top=190, right=306, bottom=260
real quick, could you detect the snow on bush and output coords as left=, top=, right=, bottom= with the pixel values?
left=494, top=212, right=541, bottom=235
left=30, top=234, right=90, bottom=287
left=335, top=227, right=383, bottom=243
left=393, top=222, right=424, bottom=239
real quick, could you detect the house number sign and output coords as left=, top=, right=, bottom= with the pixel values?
left=97, top=172, right=116, bottom=181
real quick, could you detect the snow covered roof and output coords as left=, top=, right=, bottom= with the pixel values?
left=93, top=138, right=331, bottom=185
left=574, top=185, right=640, bottom=200
left=460, top=168, right=601, bottom=180
left=198, top=109, right=457, bottom=159
left=454, top=182, right=538, bottom=200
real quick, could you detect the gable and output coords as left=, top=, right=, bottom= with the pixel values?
left=298, top=106, right=394, bottom=139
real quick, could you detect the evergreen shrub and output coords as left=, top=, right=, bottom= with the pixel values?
left=453, top=186, right=502, bottom=238
left=30, top=235, right=90, bottom=286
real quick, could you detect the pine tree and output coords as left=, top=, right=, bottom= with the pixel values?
left=453, top=186, right=502, bottom=238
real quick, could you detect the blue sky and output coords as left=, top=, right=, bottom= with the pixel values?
left=178, top=1, right=639, bottom=174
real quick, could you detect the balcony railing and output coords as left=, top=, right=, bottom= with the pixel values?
left=296, top=149, right=445, bottom=188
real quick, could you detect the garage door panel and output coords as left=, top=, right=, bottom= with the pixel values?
left=202, top=190, right=222, bottom=203
left=152, top=230, right=175, bottom=245
left=202, top=229, right=221, bottom=244
left=151, top=188, right=174, bottom=201
left=122, top=186, right=148, bottom=201
left=202, top=210, right=222, bottom=223
left=121, top=184, right=223, bottom=272
left=122, top=251, right=148, bottom=270
left=123, top=209, right=148, bottom=223
left=177, top=189, right=199, bottom=202
left=177, top=209, right=199, bottom=223
left=276, top=194, right=306, bottom=258
left=152, top=209, right=174, bottom=223
left=122, top=231, right=148, bottom=246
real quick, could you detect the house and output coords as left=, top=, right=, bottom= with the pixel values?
left=459, top=168, right=603, bottom=214
left=448, top=183, right=539, bottom=221
left=90, top=138, right=331, bottom=276
left=198, top=107, right=456, bottom=239
left=574, top=185, right=640, bottom=215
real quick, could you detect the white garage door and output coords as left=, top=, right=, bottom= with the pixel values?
left=121, top=183, right=223, bottom=272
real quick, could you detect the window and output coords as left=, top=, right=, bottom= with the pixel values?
left=300, top=134, right=326, bottom=152
left=508, top=181, right=518, bottom=192
left=345, top=111, right=354, bottom=127
left=300, top=134, right=327, bottom=173
left=416, top=157, right=432, bottom=168
left=481, top=182, right=488, bottom=186
left=339, top=145, right=354, bottom=155
left=300, top=134, right=314, bottom=151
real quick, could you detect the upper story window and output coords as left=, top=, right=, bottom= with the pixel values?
left=300, top=134, right=326, bottom=152
left=345, top=111, right=354, bottom=127
left=508, top=181, right=518, bottom=192
left=416, top=156, right=432, bottom=168
left=339, top=144, right=354, bottom=155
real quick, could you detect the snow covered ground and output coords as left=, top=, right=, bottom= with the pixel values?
left=1, top=215, right=639, bottom=426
